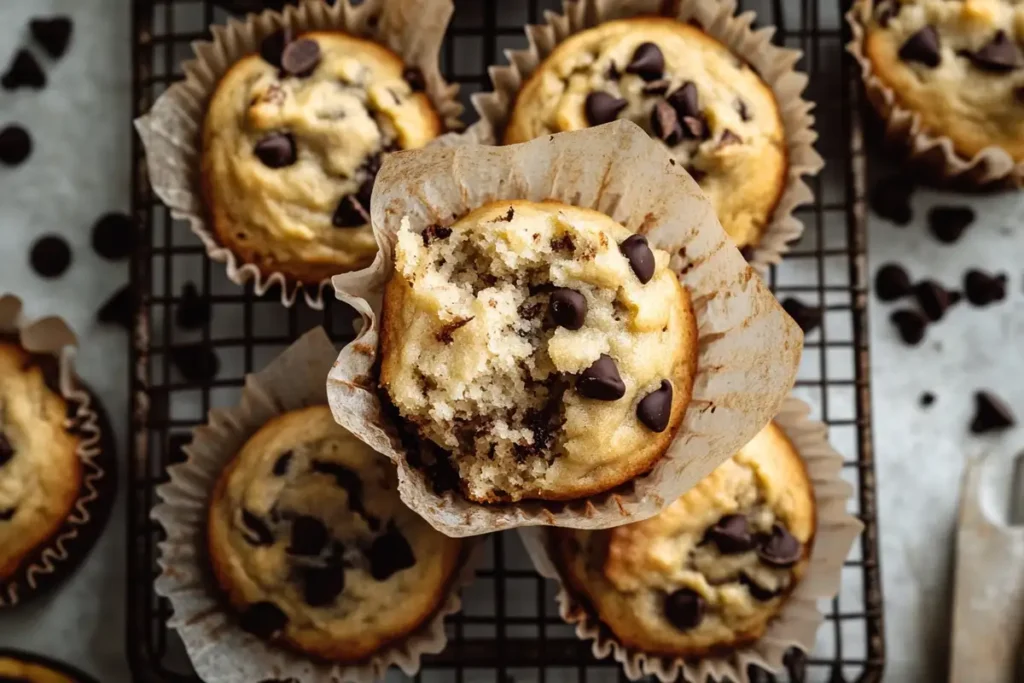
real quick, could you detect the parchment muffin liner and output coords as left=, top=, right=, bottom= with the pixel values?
left=0, top=295, right=111, bottom=608
left=152, top=328, right=481, bottom=683
left=134, top=0, right=463, bottom=309
left=326, top=121, right=803, bottom=538
left=518, top=396, right=864, bottom=683
left=463, top=0, right=824, bottom=271
left=846, top=0, right=1024, bottom=187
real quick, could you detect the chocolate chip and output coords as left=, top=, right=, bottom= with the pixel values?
left=870, top=175, right=915, bottom=225
left=890, top=309, right=927, bottom=345
left=781, top=298, right=822, bottom=334
left=637, top=380, right=673, bottom=433
left=422, top=224, right=452, bottom=245
left=369, top=527, right=416, bottom=581
left=272, top=451, right=293, bottom=476
left=706, top=514, right=753, bottom=554
left=259, top=29, right=292, bottom=68
left=500, top=206, right=515, bottom=222
left=311, top=461, right=367, bottom=517
left=964, top=269, right=1007, bottom=306
left=899, top=26, right=941, bottom=68
left=584, top=92, right=628, bottom=126
left=919, top=391, right=936, bottom=407
left=30, top=16, right=73, bottom=59
left=254, top=133, right=296, bottom=168
left=289, top=515, right=328, bottom=556
left=970, top=391, right=1015, bottom=434
left=301, top=565, right=346, bottom=607
left=402, top=66, right=425, bottom=92
left=1016, top=86, right=1024, bottom=104
left=241, top=510, right=274, bottom=546
left=874, top=263, right=911, bottom=301
left=0, top=508, right=15, bottom=522
left=97, top=285, right=135, bottom=330
left=875, top=0, right=899, bottom=27
left=651, top=100, right=683, bottom=145
left=577, top=354, right=626, bottom=401
left=170, top=344, right=220, bottom=382
left=281, top=38, right=320, bottom=77
left=619, top=234, right=655, bottom=284
left=681, top=115, right=706, bottom=139
left=968, top=31, right=1020, bottom=72
left=912, top=280, right=956, bottom=322
left=784, top=648, right=808, bottom=683
left=239, top=601, right=288, bottom=639
left=667, top=82, right=700, bottom=120
left=171, top=283, right=210, bottom=330
left=626, top=42, right=664, bottom=81
left=736, top=98, right=751, bottom=122
left=719, top=129, right=742, bottom=146
left=739, top=246, right=754, bottom=262
left=663, top=588, right=705, bottom=632
left=927, top=206, right=974, bottom=244
left=91, top=212, right=138, bottom=260
left=332, top=194, right=369, bottom=228
left=549, top=288, right=587, bottom=330
left=686, top=165, right=707, bottom=183
left=167, top=433, right=190, bottom=465
left=30, top=235, right=71, bottom=278
left=642, top=79, right=670, bottom=95
left=0, top=434, right=13, bottom=467
left=550, top=234, right=575, bottom=252
left=1, top=50, right=45, bottom=90
left=0, top=125, right=32, bottom=166
left=739, top=573, right=778, bottom=601
left=756, top=523, right=802, bottom=567
left=747, top=665, right=772, bottom=683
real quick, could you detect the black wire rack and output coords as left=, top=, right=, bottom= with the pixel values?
left=127, top=0, right=883, bottom=681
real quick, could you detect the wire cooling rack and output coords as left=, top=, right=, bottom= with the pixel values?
left=127, top=0, right=883, bottom=681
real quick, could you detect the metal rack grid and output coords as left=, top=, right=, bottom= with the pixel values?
left=127, top=0, right=884, bottom=681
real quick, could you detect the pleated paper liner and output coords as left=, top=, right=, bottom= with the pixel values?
left=326, top=121, right=803, bottom=538
left=518, top=396, right=864, bottom=683
left=0, top=295, right=115, bottom=608
left=846, top=0, right=1024, bottom=187
left=152, top=328, right=481, bottom=683
left=465, top=0, right=824, bottom=270
left=134, top=0, right=463, bottom=309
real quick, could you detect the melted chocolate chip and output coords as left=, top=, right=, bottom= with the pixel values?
left=369, top=527, right=416, bottom=581
left=970, top=391, right=1015, bottom=434
left=637, top=380, right=673, bottom=432
left=651, top=100, right=683, bottom=145
left=30, top=16, right=73, bottom=59
left=259, top=29, right=292, bottom=68
left=706, top=514, right=753, bottom=554
left=664, top=588, right=705, bottom=632
left=402, top=66, right=426, bottom=92
left=584, top=92, right=628, bottom=126
left=97, top=285, right=135, bottom=330
left=272, top=451, right=293, bottom=476
left=899, top=26, right=941, bottom=68
left=626, top=42, right=664, bottom=81
left=577, top=354, right=626, bottom=401
left=302, top=564, right=346, bottom=607
left=739, top=573, right=779, bottom=601
left=619, top=234, right=655, bottom=284
left=239, top=601, right=288, bottom=639
left=91, top=212, right=138, bottom=260
left=968, top=30, right=1020, bottom=72
left=756, top=523, right=802, bottom=567
left=890, top=309, right=927, bottom=345
left=241, top=510, right=274, bottom=546
left=254, top=133, right=296, bottom=168
left=281, top=38, right=321, bottom=77
left=0, top=125, right=32, bottom=166
left=0, top=434, right=13, bottom=466
left=549, top=288, right=587, bottom=330
left=1, top=50, right=45, bottom=90
left=289, top=515, right=328, bottom=556
left=311, top=461, right=367, bottom=518
left=422, top=224, right=452, bottom=245
left=874, top=263, right=911, bottom=301
left=175, top=282, right=211, bottom=330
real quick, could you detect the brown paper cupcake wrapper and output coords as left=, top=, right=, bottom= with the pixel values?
left=464, top=0, right=823, bottom=270
left=152, top=328, right=480, bottom=683
left=518, top=396, right=864, bottom=683
left=846, top=1, right=1024, bottom=187
left=326, top=121, right=803, bottom=538
left=0, top=295, right=109, bottom=607
left=133, top=0, right=463, bottom=309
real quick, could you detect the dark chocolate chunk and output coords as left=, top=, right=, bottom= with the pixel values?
left=167, top=432, right=190, bottom=465
left=651, top=100, right=683, bottom=145
left=0, top=508, right=15, bottom=521
left=663, top=588, right=705, bottom=632
left=369, top=527, right=416, bottom=581
left=968, top=30, right=1021, bottom=72
left=666, top=82, right=700, bottom=120
left=254, top=132, right=296, bottom=168
left=626, top=42, right=664, bottom=81
left=637, top=380, right=673, bottom=433
left=241, top=510, right=274, bottom=546
left=739, top=573, right=779, bottom=601
left=964, top=269, right=1007, bottom=306
left=719, top=129, right=742, bottom=146
left=289, top=515, right=328, bottom=556
left=549, top=288, right=587, bottom=330
left=736, top=98, right=751, bottom=122
left=239, top=601, right=288, bottom=639
left=97, top=285, right=135, bottom=330
left=422, top=224, right=452, bottom=245
left=706, top=514, right=753, bottom=554
left=642, top=79, right=670, bottom=95
left=281, top=38, right=321, bottom=77
left=0, top=125, right=32, bottom=166
left=919, top=391, right=936, bottom=407
left=970, top=391, right=1015, bottom=434
left=912, top=279, right=955, bottom=322
left=0, top=434, right=13, bottom=467
left=175, top=283, right=211, bottom=330
left=402, top=66, right=426, bottom=92
left=781, top=298, right=822, bottom=334
left=890, top=309, right=927, bottom=345
left=584, top=91, right=628, bottom=126
left=272, top=451, right=293, bottom=476
left=927, top=205, right=974, bottom=244
left=619, top=234, right=655, bottom=284
left=170, top=344, right=220, bottom=382
left=311, top=460, right=367, bottom=517
left=1, top=50, right=45, bottom=90
left=874, top=263, right=912, bottom=301
left=756, top=523, right=802, bottom=567
left=302, top=565, right=346, bottom=607
left=870, top=175, right=915, bottom=225
left=899, top=26, right=941, bottom=68
left=30, top=235, right=71, bottom=278
left=259, top=29, right=292, bottom=68
left=91, top=212, right=138, bottom=260
left=332, top=194, right=369, bottom=228
left=577, top=354, right=626, bottom=401
left=30, top=16, right=73, bottom=59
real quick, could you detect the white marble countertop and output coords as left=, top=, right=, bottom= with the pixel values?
left=2, top=2, right=1024, bottom=683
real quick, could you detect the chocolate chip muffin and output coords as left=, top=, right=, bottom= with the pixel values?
left=549, top=421, right=815, bottom=657
left=202, top=29, right=442, bottom=284
left=379, top=200, right=698, bottom=504
left=0, top=341, right=83, bottom=584
left=503, top=18, right=786, bottom=251
left=207, top=405, right=465, bottom=662
left=861, top=0, right=1024, bottom=162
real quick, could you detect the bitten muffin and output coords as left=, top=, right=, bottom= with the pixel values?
left=549, top=422, right=815, bottom=657
left=208, top=405, right=465, bottom=663
left=0, top=341, right=83, bottom=583
left=861, top=0, right=1024, bottom=162
left=202, top=30, right=443, bottom=284
left=379, top=200, right=698, bottom=504
left=503, top=18, right=786, bottom=251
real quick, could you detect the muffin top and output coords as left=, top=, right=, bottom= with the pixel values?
left=864, top=0, right=1024, bottom=160
left=504, top=17, right=786, bottom=249
left=550, top=422, right=815, bottom=657
left=207, top=405, right=464, bottom=662
left=380, top=200, right=697, bottom=504
left=202, top=30, right=442, bottom=283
